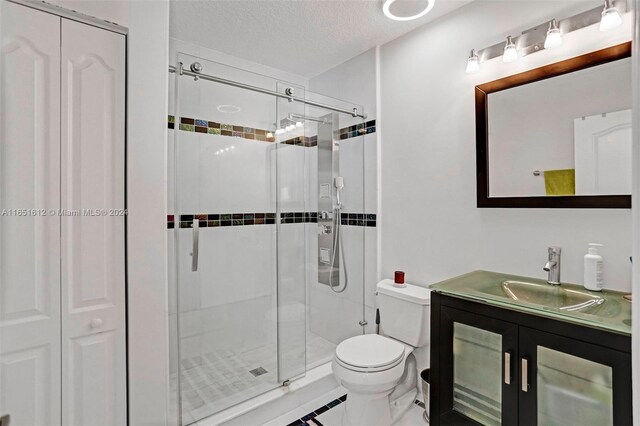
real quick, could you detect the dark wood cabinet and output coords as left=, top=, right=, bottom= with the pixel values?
left=430, top=293, right=632, bottom=426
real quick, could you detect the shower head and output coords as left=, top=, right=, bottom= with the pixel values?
left=288, top=112, right=331, bottom=124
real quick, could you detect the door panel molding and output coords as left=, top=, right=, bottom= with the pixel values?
left=0, top=2, right=61, bottom=424
left=60, top=18, right=126, bottom=426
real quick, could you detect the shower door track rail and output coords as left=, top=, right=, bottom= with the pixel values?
left=169, top=64, right=367, bottom=119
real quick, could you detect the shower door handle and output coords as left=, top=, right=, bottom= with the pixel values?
left=192, top=218, right=199, bottom=271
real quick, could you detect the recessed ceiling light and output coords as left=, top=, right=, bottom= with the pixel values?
left=217, top=104, right=241, bottom=113
left=382, top=0, right=435, bottom=21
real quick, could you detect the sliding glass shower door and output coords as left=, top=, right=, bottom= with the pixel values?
left=172, top=54, right=280, bottom=423
left=169, top=53, right=367, bottom=425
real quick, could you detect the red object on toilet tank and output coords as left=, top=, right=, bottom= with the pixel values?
left=394, top=271, right=405, bottom=284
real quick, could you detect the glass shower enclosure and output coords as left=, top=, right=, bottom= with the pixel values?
left=168, top=54, right=368, bottom=424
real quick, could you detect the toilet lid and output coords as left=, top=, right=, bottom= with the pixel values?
left=335, top=334, right=405, bottom=371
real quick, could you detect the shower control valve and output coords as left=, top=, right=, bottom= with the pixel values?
left=318, top=224, right=332, bottom=235
left=320, top=211, right=332, bottom=220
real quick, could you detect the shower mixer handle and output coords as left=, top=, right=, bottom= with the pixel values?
left=318, top=224, right=332, bottom=235
left=320, top=211, right=333, bottom=220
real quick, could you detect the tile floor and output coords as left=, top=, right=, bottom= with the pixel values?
left=172, top=332, right=337, bottom=424
left=283, top=394, right=427, bottom=426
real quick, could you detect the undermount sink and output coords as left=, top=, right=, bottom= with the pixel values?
left=500, top=280, right=605, bottom=312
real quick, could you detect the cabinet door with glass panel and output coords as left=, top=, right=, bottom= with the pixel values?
left=438, top=307, right=518, bottom=425
left=518, top=327, right=632, bottom=426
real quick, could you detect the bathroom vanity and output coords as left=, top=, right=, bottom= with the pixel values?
left=429, top=271, right=632, bottom=426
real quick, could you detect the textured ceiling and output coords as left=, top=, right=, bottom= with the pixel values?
left=170, top=0, right=474, bottom=78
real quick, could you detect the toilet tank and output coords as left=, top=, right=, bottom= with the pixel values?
left=376, top=279, right=431, bottom=347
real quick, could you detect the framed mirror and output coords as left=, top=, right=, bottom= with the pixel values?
left=476, top=42, right=631, bottom=208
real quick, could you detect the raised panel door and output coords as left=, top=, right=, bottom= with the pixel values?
left=60, top=18, right=126, bottom=426
left=0, top=3, right=61, bottom=424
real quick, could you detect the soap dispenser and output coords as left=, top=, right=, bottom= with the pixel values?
left=584, top=243, right=604, bottom=291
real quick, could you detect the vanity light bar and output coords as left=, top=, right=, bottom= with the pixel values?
left=466, top=0, right=627, bottom=73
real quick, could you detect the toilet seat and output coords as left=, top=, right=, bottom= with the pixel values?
left=335, top=334, right=405, bottom=373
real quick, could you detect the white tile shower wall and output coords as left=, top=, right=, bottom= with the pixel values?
left=303, top=136, right=374, bottom=344
left=307, top=48, right=379, bottom=343
left=380, top=0, right=633, bottom=317
left=167, top=38, right=311, bottom=392
left=167, top=37, right=309, bottom=215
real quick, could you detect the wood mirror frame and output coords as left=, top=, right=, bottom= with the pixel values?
left=476, top=42, right=632, bottom=208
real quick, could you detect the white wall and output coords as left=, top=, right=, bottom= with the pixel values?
left=127, top=1, right=170, bottom=425
left=380, top=0, right=633, bottom=294
left=309, top=49, right=377, bottom=119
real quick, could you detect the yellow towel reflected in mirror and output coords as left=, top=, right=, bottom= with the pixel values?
left=544, top=169, right=575, bottom=196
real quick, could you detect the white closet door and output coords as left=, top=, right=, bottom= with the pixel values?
left=0, top=2, right=62, bottom=425
left=574, top=109, right=632, bottom=195
left=60, top=19, right=126, bottom=426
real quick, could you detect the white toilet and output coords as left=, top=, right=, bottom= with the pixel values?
left=332, top=279, right=431, bottom=426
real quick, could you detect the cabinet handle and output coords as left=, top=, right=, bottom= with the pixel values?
left=504, top=352, right=511, bottom=385
left=191, top=219, right=199, bottom=272
left=521, top=357, right=529, bottom=392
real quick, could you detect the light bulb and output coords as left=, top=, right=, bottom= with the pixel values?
left=466, top=49, right=480, bottom=74
left=285, top=124, right=295, bottom=132
left=600, top=0, right=622, bottom=31
left=275, top=128, right=284, bottom=135
left=544, top=19, right=562, bottom=49
left=502, top=36, right=518, bottom=63
left=266, top=132, right=273, bottom=138
left=295, top=121, right=303, bottom=128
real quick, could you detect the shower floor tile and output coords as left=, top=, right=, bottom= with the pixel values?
left=174, top=332, right=336, bottom=425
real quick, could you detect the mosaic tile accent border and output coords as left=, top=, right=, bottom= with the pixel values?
left=167, top=213, right=376, bottom=229
left=168, top=213, right=276, bottom=229
left=173, top=116, right=277, bottom=141
left=340, top=213, right=377, bottom=227
left=286, top=394, right=347, bottom=426
left=340, top=119, right=376, bottom=140
left=280, top=212, right=318, bottom=224
left=168, top=115, right=376, bottom=145
left=285, top=395, right=425, bottom=426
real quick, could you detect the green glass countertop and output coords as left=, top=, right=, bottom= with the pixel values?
left=430, top=270, right=631, bottom=335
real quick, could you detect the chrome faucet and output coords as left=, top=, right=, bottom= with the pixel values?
left=543, top=246, right=561, bottom=285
